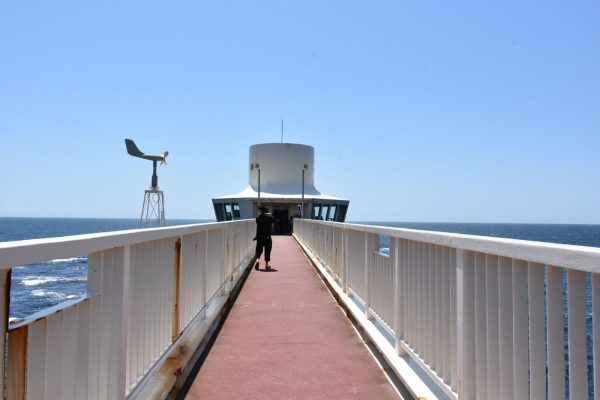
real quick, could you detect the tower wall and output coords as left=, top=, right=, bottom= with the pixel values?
left=248, top=143, right=317, bottom=194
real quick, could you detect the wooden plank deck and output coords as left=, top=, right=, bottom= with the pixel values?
left=185, top=236, right=400, bottom=400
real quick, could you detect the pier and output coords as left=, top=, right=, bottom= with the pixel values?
left=184, top=236, right=399, bottom=399
left=2, top=218, right=600, bottom=399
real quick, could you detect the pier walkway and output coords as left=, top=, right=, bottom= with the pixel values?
left=185, top=236, right=400, bottom=399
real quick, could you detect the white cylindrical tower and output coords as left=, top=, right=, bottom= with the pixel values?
left=248, top=143, right=318, bottom=194
left=213, top=141, right=349, bottom=224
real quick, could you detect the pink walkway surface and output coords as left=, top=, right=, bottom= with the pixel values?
left=185, top=236, right=399, bottom=400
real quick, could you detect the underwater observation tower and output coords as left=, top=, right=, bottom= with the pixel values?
left=212, top=143, right=349, bottom=233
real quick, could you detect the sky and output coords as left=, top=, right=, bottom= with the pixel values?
left=0, top=1, right=598, bottom=223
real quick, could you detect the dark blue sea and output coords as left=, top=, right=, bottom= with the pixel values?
left=2, top=218, right=600, bottom=397
left=0, top=217, right=206, bottom=319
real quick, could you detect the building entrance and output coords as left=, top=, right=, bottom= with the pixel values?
left=272, top=209, right=290, bottom=235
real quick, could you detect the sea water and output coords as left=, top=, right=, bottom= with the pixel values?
left=0, top=217, right=206, bottom=318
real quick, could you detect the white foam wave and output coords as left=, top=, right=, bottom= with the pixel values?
left=22, top=277, right=60, bottom=286
left=21, top=276, right=86, bottom=286
left=31, top=289, right=66, bottom=299
left=48, top=257, right=87, bottom=264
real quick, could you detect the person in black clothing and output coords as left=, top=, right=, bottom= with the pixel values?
left=255, top=206, right=275, bottom=270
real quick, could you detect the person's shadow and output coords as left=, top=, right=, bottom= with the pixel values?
left=253, top=262, right=279, bottom=272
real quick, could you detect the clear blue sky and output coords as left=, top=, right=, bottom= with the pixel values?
left=1, top=1, right=598, bottom=223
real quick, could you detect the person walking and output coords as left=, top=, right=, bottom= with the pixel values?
left=255, top=206, right=275, bottom=270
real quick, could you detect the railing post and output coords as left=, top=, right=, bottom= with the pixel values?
left=498, top=257, right=514, bottom=399
left=364, top=233, right=371, bottom=319
left=512, top=259, right=529, bottom=400
left=457, top=249, right=475, bottom=400
left=7, top=325, right=27, bottom=400
left=343, top=227, right=348, bottom=294
left=568, top=268, right=587, bottom=400
left=202, top=232, right=208, bottom=319
left=474, top=253, right=487, bottom=399
left=119, top=245, right=131, bottom=399
left=221, top=226, right=227, bottom=295
left=594, top=273, right=600, bottom=400
left=393, top=237, right=405, bottom=355
left=1, top=269, right=11, bottom=397
left=528, top=262, right=545, bottom=400
left=485, top=255, right=499, bottom=400
left=172, top=238, right=182, bottom=341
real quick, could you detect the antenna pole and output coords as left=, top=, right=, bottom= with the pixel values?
left=301, top=169, right=305, bottom=218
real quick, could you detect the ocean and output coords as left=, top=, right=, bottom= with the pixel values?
left=0, top=217, right=206, bottom=319
left=3, top=219, right=600, bottom=318
left=2, top=218, right=600, bottom=397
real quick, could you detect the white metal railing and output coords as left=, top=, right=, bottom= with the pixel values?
left=294, top=219, right=600, bottom=400
left=0, top=220, right=255, bottom=399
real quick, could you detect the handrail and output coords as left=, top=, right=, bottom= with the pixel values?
left=0, top=221, right=243, bottom=269
left=0, top=219, right=256, bottom=399
left=294, top=219, right=600, bottom=400
left=305, top=220, right=600, bottom=273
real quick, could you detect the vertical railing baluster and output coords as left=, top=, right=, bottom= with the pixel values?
left=442, top=246, right=451, bottom=384
left=118, top=245, right=131, bottom=399
left=0, top=269, right=10, bottom=397
left=221, top=227, right=226, bottom=291
left=498, top=256, right=514, bottom=400
left=75, top=300, right=91, bottom=399
left=401, top=239, right=411, bottom=341
left=417, top=242, right=423, bottom=355
left=568, top=268, right=588, bottom=400
left=47, top=311, right=64, bottom=399
left=203, top=231, right=208, bottom=319
left=88, top=252, right=102, bottom=400
left=389, top=241, right=393, bottom=326
left=364, top=232, right=371, bottom=319
left=485, top=254, right=499, bottom=400
left=7, top=325, right=27, bottom=400
left=547, top=265, right=565, bottom=400
left=343, top=227, right=349, bottom=293
left=457, top=249, right=475, bottom=400
left=528, top=262, right=545, bottom=400
left=435, top=245, right=442, bottom=375
left=512, top=259, right=529, bottom=400
left=62, top=305, right=78, bottom=400
left=475, top=252, right=487, bottom=399
left=425, top=243, right=432, bottom=365
left=409, top=240, right=415, bottom=348
left=394, top=237, right=403, bottom=355
left=101, top=250, right=114, bottom=399
left=28, top=318, right=47, bottom=399
left=450, top=247, right=458, bottom=392
left=172, top=239, right=181, bottom=341
left=594, top=273, right=600, bottom=400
